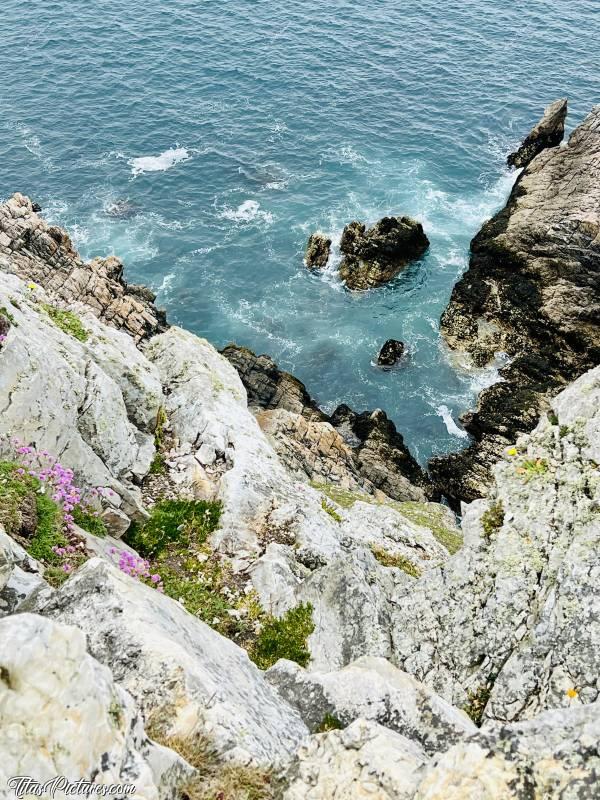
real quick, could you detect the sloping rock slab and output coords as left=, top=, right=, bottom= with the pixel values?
left=36, top=558, right=308, bottom=765
left=0, top=613, right=191, bottom=800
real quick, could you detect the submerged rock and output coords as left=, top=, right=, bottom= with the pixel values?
left=507, top=98, right=567, bottom=169
left=377, top=338, right=405, bottom=366
left=433, top=104, right=600, bottom=504
left=305, top=232, right=331, bottom=269
left=339, top=216, right=429, bottom=290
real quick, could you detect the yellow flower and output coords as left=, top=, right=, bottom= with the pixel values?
left=27, top=281, right=37, bottom=291
left=506, top=447, right=518, bottom=457
left=566, top=688, right=578, bottom=699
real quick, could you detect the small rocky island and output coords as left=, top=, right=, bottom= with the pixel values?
left=1, top=101, right=599, bottom=800
left=305, top=215, right=429, bottom=289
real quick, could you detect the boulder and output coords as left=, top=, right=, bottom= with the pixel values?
left=281, top=719, right=428, bottom=799
left=339, top=216, right=429, bottom=290
left=377, top=338, right=405, bottom=366
left=266, top=656, right=476, bottom=753
left=0, top=613, right=192, bottom=800
left=305, top=232, right=331, bottom=269
left=507, top=98, right=567, bottom=169
left=433, top=104, right=600, bottom=504
left=0, top=527, right=49, bottom=617
left=36, top=557, right=309, bottom=765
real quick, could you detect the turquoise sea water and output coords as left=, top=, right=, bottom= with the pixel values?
left=2, top=1, right=598, bottom=463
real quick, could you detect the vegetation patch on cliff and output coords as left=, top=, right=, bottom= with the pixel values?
left=481, top=501, right=505, bottom=538
left=370, top=543, right=422, bottom=577
left=249, top=602, right=314, bottom=670
left=147, top=725, right=274, bottom=800
left=125, top=499, right=315, bottom=666
left=41, top=303, right=89, bottom=342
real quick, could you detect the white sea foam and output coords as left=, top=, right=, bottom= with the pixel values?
left=129, top=147, right=190, bottom=176
left=436, top=405, right=469, bottom=439
left=220, top=199, right=273, bottom=225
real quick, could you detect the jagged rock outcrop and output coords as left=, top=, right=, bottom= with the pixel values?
left=507, top=98, right=568, bottom=169
left=331, top=405, right=435, bottom=501
left=0, top=193, right=166, bottom=342
left=305, top=232, right=331, bottom=269
left=221, top=343, right=327, bottom=421
left=282, top=703, right=600, bottom=799
left=266, top=656, right=476, bottom=753
left=0, top=271, right=160, bottom=523
left=377, top=338, right=405, bottom=366
left=222, top=343, right=433, bottom=502
left=35, top=557, right=309, bottom=765
left=432, top=104, right=600, bottom=504
left=323, top=366, right=600, bottom=722
left=0, top=613, right=192, bottom=799
left=338, top=216, right=429, bottom=290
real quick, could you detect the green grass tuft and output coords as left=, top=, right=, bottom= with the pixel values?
left=124, top=498, right=222, bottom=558
left=321, top=496, right=342, bottom=522
left=72, top=505, right=107, bottom=538
left=41, top=303, right=88, bottom=341
left=249, top=603, right=314, bottom=670
left=316, top=713, right=344, bottom=733
left=371, top=544, right=422, bottom=577
left=481, top=501, right=504, bottom=539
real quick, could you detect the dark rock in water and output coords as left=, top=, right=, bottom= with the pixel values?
left=432, top=104, right=600, bottom=506
left=104, top=199, right=140, bottom=219
left=377, top=339, right=405, bottom=366
left=221, top=344, right=328, bottom=422
left=330, top=404, right=435, bottom=501
left=31, top=202, right=42, bottom=213
left=339, top=216, right=429, bottom=290
left=305, top=232, right=331, bottom=270
left=222, top=343, right=435, bottom=502
left=507, top=98, right=567, bottom=169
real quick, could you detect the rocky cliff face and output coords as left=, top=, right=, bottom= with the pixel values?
left=1, top=192, right=599, bottom=799
left=431, top=104, right=600, bottom=504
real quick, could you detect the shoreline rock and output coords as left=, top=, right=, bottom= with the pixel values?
left=222, top=343, right=434, bottom=502
left=377, top=338, right=405, bottom=366
left=507, top=98, right=567, bottom=169
left=431, top=103, right=600, bottom=504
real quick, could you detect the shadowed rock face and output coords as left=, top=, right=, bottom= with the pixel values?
left=339, top=216, right=429, bottom=290
left=507, top=98, right=567, bottom=169
left=431, top=104, right=600, bottom=504
left=305, top=232, right=331, bottom=269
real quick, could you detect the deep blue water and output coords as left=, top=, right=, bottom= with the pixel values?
left=1, top=1, right=598, bottom=462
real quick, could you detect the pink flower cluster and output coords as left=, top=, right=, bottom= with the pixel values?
left=0, top=333, right=7, bottom=344
left=110, top=547, right=164, bottom=592
left=51, top=543, right=83, bottom=574
left=13, top=442, right=85, bottom=534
